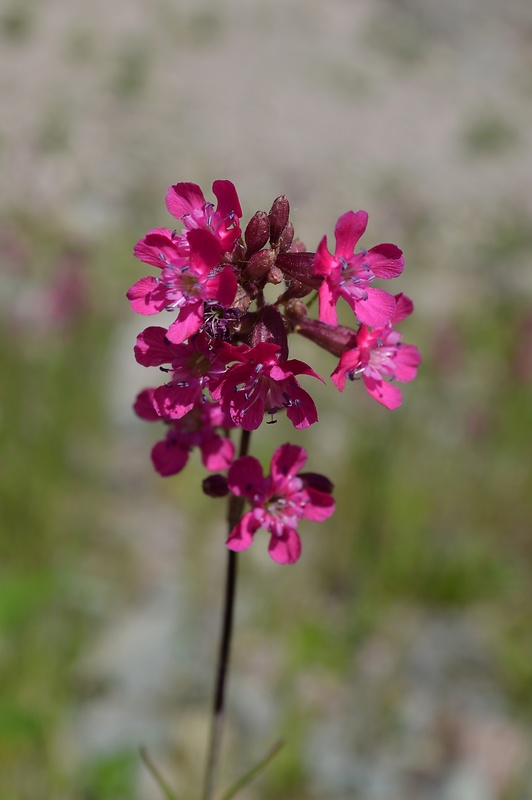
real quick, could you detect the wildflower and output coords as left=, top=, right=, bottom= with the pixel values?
left=314, top=210, right=404, bottom=327
left=166, top=180, right=242, bottom=252
left=127, top=227, right=237, bottom=345
left=134, top=328, right=228, bottom=419
left=134, top=390, right=235, bottom=477
left=212, top=342, right=322, bottom=431
left=331, top=293, right=421, bottom=409
left=226, top=443, right=334, bottom=564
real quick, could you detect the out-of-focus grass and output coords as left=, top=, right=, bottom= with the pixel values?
left=1, top=207, right=532, bottom=798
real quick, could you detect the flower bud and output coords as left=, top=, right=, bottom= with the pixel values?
left=295, top=317, right=357, bottom=357
left=283, top=298, right=308, bottom=324
left=202, top=474, right=229, bottom=498
left=245, top=249, right=276, bottom=279
left=251, top=303, right=289, bottom=361
left=244, top=211, right=270, bottom=256
left=299, top=472, right=334, bottom=494
left=278, top=221, right=294, bottom=253
left=267, top=265, right=284, bottom=285
left=276, top=252, right=323, bottom=290
left=268, top=195, right=290, bottom=246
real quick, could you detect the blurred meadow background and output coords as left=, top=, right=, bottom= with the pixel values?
left=1, top=0, right=532, bottom=798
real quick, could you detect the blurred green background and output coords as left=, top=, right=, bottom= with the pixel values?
left=1, top=0, right=532, bottom=798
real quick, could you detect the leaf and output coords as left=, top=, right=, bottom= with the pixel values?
left=219, top=740, right=284, bottom=800
left=139, top=746, right=180, bottom=800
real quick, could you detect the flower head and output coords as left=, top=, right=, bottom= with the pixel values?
left=134, top=327, right=228, bottom=419
left=128, top=228, right=237, bottom=345
left=331, top=293, right=421, bottom=409
left=314, top=210, right=404, bottom=327
left=166, top=180, right=243, bottom=252
left=226, top=443, right=334, bottom=564
left=134, top=390, right=235, bottom=477
left=212, top=342, right=323, bottom=431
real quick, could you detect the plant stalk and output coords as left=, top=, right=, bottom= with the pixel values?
left=202, top=428, right=251, bottom=800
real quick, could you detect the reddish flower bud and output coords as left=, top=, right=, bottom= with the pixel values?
left=278, top=221, right=294, bottom=253
left=202, top=474, right=229, bottom=498
left=244, top=211, right=270, bottom=256
left=283, top=298, right=308, bottom=324
left=267, top=265, right=284, bottom=285
left=268, top=195, right=290, bottom=246
left=295, top=316, right=357, bottom=357
left=276, top=252, right=323, bottom=290
left=299, top=472, right=334, bottom=494
left=245, top=248, right=276, bottom=279
left=232, top=285, right=253, bottom=313
left=250, top=303, right=289, bottom=361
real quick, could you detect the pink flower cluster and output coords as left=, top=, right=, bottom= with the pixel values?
left=129, top=180, right=420, bottom=563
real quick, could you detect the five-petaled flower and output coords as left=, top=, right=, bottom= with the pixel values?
left=128, top=227, right=237, bottom=345
left=212, top=342, right=323, bottom=431
left=314, top=210, right=404, bottom=328
left=134, top=327, right=228, bottom=419
left=331, top=293, right=421, bottom=409
left=134, top=390, right=235, bottom=477
left=226, top=444, right=335, bottom=564
left=166, top=180, right=243, bottom=253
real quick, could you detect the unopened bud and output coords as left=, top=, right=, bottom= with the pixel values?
left=284, top=298, right=308, bottom=323
left=278, top=221, right=294, bottom=253
left=276, top=252, right=323, bottom=290
left=251, top=304, right=289, bottom=361
left=202, top=474, right=229, bottom=498
left=299, top=472, right=334, bottom=494
left=245, top=248, right=276, bottom=279
left=268, top=195, right=290, bottom=246
left=267, top=265, right=284, bottom=285
left=295, top=317, right=357, bottom=357
left=244, top=211, right=270, bottom=256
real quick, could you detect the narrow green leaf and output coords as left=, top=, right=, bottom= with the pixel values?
left=139, top=746, right=180, bottom=800
left=219, top=740, right=284, bottom=800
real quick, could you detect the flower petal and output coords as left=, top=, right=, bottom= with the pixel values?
left=268, top=526, right=302, bottom=564
left=334, top=210, right=368, bottom=259
left=127, top=277, right=169, bottom=315
left=363, top=375, right=403, bottom=409
left=270, top=443, right=307, bottom=490
left=226, top=511, right=261, bottom=552
left=318, top=280, right=339, bottom=326
left=165, top=300, right=203, bottom=344
left=212, top=180, right=243, bottom=220
left=166, top=182, right=205, bottom=220
left=133, top=388, right=160, bottom=421
left=200, top=433, right=235, bottom=471
left=228, top=456, right=265, bottom=499
left=151, top=438, right=189, bottom=477
left=349, top=287, right=396, bottom=327
left=134, top=326, right=173, bottom=367
left=303, top=488, right=335, bottom=521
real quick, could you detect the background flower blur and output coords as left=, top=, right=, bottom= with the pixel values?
left=1, top=1, right=532, bottom=798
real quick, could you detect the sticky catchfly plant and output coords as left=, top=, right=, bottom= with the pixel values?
left=127, top=180, right=420, bottom=800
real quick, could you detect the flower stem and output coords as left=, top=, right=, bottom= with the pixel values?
left=202, top=428, right=251, bottom=800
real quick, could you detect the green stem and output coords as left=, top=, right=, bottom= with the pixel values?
left=202, top=428, right=251, bottom=800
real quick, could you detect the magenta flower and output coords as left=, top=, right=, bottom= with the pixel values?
left=134, top=328, right=228, bottom=419
left=331, top=293, right=421, bottom=409
left=212, top=342, right=323, bottom=431
left=127, top=227, right=237, bottom=345
left=166, top=180, right=243, bottom=252
left=314, top=210, right=404, bottom=328
left=226, top=443, right=335, bottom=564
left=134, top=390, right=235, bottom=477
